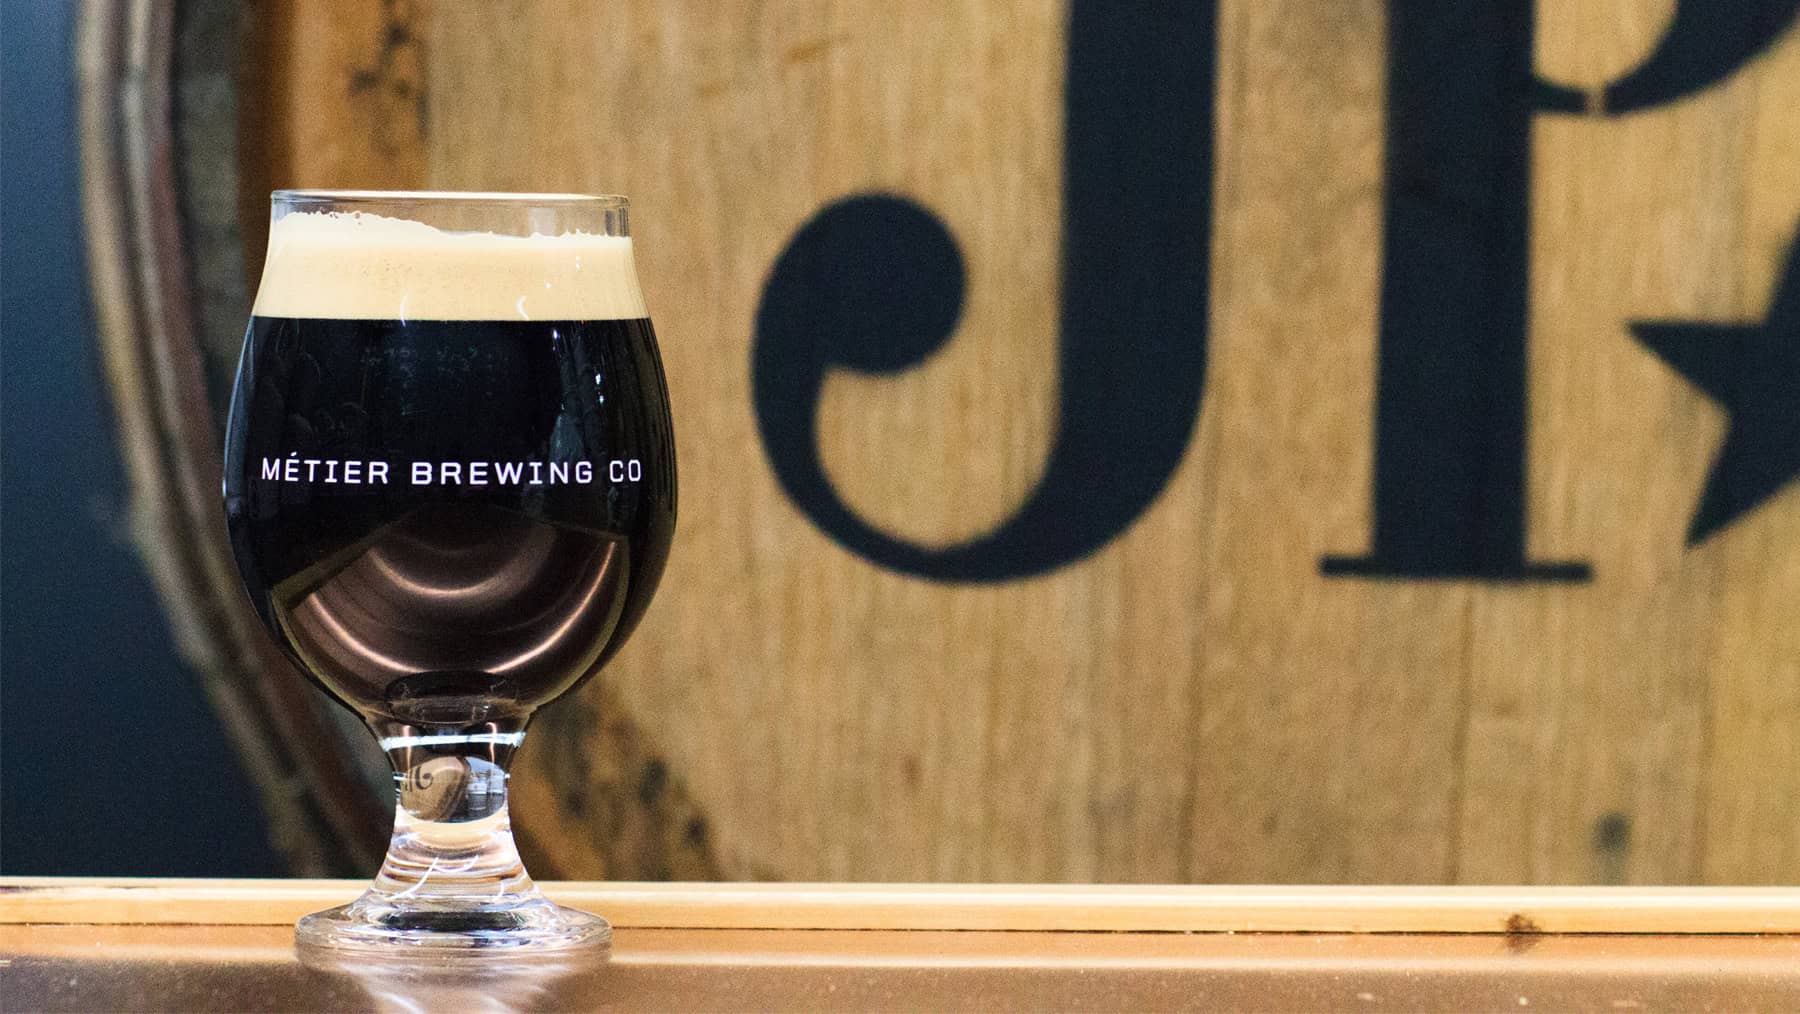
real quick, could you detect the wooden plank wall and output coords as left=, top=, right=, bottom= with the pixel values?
left=236, top=0, right=1800, bottom=885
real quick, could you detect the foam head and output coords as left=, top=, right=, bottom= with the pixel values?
left=252, top=211, right=647, bottom=321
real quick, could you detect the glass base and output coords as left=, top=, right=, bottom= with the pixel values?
left=297, top=889, right=611, bottom=954
left=303, top=727, right=610, bottom=954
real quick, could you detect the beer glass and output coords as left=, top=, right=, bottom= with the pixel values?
left=222, top=191, right=675, bottom=951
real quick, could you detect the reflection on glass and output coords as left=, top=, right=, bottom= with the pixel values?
left=297, top=940, right=613, bottom=1012
left=223, top=191, right=676, bottom=952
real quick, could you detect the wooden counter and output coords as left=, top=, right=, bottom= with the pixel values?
left=4, top=880, right=1799, bottom=1011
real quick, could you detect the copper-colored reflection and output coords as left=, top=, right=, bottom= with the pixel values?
left=4, top=923, right=1799, bottom=1012
left=277, top=503, right=627, bottom=716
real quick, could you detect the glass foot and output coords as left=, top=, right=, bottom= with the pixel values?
left=297, top=889, right=611, bottom=953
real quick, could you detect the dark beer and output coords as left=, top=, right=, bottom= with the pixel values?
left=223, top=212, right=674, bottom=730
left=224, top=193, right=668, bottom=951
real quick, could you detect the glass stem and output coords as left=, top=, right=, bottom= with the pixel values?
left=368, top=718, right=541, bottom=908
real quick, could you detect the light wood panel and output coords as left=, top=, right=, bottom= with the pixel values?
left=234, top=0, right=427, bottom=290
left=1184, top=0, right=1468, bottom=884
left=1701, top=21, right=1800, bottom=885
left=1453, top=1, right=1739, bottom=885
left=181, top=0, right=1800, bottom=884
left=419, top=0, right=1103, bottom=883
left=1456, top=1, right=1800, bottom=885
left=409, top=0, right=1800, bottom=885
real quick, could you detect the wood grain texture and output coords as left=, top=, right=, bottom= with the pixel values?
left=149, top=0, right=1800, bottom=884
left=412, top=0, right=1800, bottom=885
left=1187, top=0, right=1467, bottom=885
left=419, top=0, right=1094, bottom=884
left=235, top=0, right=427, bottom=267
left=1699, top=20, right=1800, bottom=886
left=8, top=878, right=1800, bottom=934
left=1454, top=0, right=1800, bottom=887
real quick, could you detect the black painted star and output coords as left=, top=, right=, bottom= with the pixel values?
left=1632, top=233, right=1800, bottom=544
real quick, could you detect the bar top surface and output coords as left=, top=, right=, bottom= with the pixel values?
left=4, top=880, right=1798, bottom=1011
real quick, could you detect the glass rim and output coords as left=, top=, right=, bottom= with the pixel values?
left=271, top=189, right=629, bottom=209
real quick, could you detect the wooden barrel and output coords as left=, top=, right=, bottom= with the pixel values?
left=83, top=0, right=1800, bottom=884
